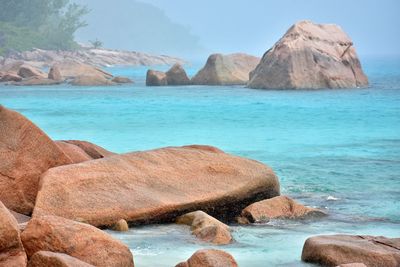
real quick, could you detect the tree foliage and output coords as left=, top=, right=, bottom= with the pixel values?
left=0, top=0, right=89, bottom=55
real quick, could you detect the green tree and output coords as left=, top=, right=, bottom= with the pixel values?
left=0, top=0, right=89, bottom=54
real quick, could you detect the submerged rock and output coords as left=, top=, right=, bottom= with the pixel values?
left=301, top=234, right=400, bottom=267
left=12, top=76, right=62, bottom=86
left=21, top=215, right=134, bottom=267
left=248, top=20, right=368, bottom=89
left=0, top=201, right=27, bottom=267
left=28, top=251, right=95, bottom=267
left=33, top=145, right=280, bottom=227
left=0, top=106, right=72, bottom=214
left=70, top=75, right=115, bottom=86
left=146, top=69, right=168, bottom=86
left=112, top=76, right=134, bottom=84
left=176, top=211, right=232, bottom=245
left=175, top=249, right=238, bottom=267
left=191, top=53, right=259, bottom=85
left=239, top=195, right=326, bottom=223
left=166, top=64, right=191, bottom=85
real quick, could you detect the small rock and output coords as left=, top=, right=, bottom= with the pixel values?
left=336, top=263, right=368, bottom=267
left=239, top=195, right=326, bottom=223
left=146, top=69, right=167, bottom=86
left=28, top=251, right=95, bottom=267
left=175, top=249, right=238, bottom=267
left=112, top=219, right=129, bottom=232
left=112, top=76, right=134, bottom=83
left=176, top=210, right=232, bottom=245
left=0, top=73, right=22, bottom=82
left=48, top=65, right=63, bottom=81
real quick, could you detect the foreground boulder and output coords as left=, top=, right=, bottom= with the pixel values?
left=176, top=211, right=232, bottom=245
left=166, top=64, right=191, bottom=85
left=33, top=145, right=279, bottom=227
left=28, top=251, right=94, bottom=267
left=302, top=235, right=400, bottom=267
left=248, top=20, right=368, bottom=89
left=0, top=201, right=27, bottom=267
left=239, top=195, right=326, bottom=223
left=176, top=249, right=238, bottom=267
left=0, top=106, right=72, bottom=214
left=21, top=215, right=134, bottom=267
left=146, top=70, right=167, bottom=86
left=191, top=53, right=259, bottom=85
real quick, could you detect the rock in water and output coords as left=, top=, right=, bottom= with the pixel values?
left=191, top=53, right=259, bottom=85
left=176, top=211, right=232, bottom=245
left=112, top=219, right=129, bottom=232
left=33, top=145, right=280, bottom=227
left=0, top=106, right=72, bottom=214
left=28, top=251, right=95, bottom=267
left=70, top=75, right=115, bottom=86
left=239, top=195, right=326, bottom=223
left=17, top=65, right=46, bottom=79
left=175, top=249, right=238, bottom=267
left=0, top=201, right=27, bottom=267
left=301, top=234, right=400, bottom=267
left=166, top=64, right=191, bottom=85
left=56, top=59, right=113, bottom=80
left=146, top=70, right=168, bottom=86
left=248, top=20, right=368, bottom=89
left=112, top=76, right=134, bottom=84
left=21, top=215, right=134, bottom=267
left=0, top=73, right=22, bottom=82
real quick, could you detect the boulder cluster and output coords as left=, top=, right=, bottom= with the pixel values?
left=147, top=20, right=368, bottom=90
left=0, top=60, right=133, bottom=86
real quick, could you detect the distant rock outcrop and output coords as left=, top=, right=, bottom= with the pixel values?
left=1, top=48, right=184, bottom=68
left=166, top=64, right=191, bottom=85
left=146, top=69, right=168, bottom=86
left=248, top=20, right=369, bottom=89
left=191, top=53, right=260, bottom=85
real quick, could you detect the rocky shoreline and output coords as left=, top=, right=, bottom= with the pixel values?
left=0, top=47, right=185, bottom=68
left=0, top=105, right=398, bottom=267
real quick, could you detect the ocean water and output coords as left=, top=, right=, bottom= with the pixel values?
left=1, top=57, right=400, bottom=266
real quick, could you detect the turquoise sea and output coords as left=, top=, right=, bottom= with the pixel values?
left=1, top=57, right=399, bottom=266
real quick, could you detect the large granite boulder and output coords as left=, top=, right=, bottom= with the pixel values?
left=191, top=53, right=259, bottom=85
left=239, top=195, right=326, bottom=223
left=175, top=249, right=238, bottom=267
left=21, top=215, right=134, bottom=267
left=33, top=145, right=280, bottom=227
left=166, top=64, right=191, bottom=85
left=70, top=75, right=115, bottom=86
left=176, top=211, right=232, bottom=245
left=61, top=140, right=115, bottom=159
left=56, top=60, right=113, bottom=80
left=146, top=70, right=168, bottom=86
left=0, top=201, right=27, bottom=267
left=0, top=106, right=71, bottom=214
left=28, top=251, right=95, bottom=267
left=248, top=20, right=368, bottom=89
left=302, top=235, right=400, bottom=267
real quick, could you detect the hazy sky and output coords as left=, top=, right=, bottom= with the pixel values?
left=75, top=0, right=400, bottom=59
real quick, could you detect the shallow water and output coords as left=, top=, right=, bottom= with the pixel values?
left=1, top=57, right=400, bottom=266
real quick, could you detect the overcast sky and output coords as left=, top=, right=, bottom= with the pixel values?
left=75, top=0, right=400, bottom=59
